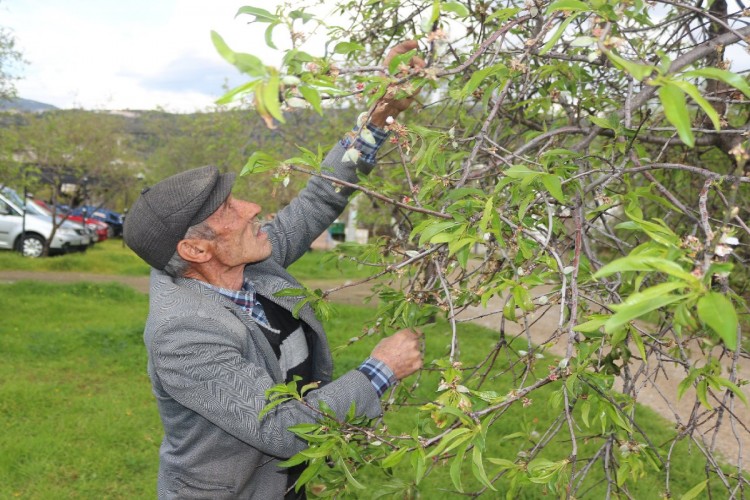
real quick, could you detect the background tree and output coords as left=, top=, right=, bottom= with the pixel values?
left=139, top=105, right=359, bottom=214
left=9, top=110, right=127, bottom=255
left=216, top=0, right=750, bottom=497
left=0, top=0, right=23, bottom=101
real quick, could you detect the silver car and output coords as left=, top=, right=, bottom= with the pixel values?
left=0, top=189, right=90, bottom=257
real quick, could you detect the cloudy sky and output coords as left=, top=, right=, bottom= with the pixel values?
left=5, top=2, right=750, bottom=113
left=4, top=0, right=293, bottom=112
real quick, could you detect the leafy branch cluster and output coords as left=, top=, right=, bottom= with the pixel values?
left=218, top=0, right=750, bottom=497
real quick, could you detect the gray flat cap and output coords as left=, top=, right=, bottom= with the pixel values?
left=124, top=166, right=235, bottom=270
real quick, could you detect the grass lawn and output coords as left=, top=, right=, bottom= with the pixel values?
left=0, top=240, right=741, bottom=497
left=0, top=278, right=734, bottom=498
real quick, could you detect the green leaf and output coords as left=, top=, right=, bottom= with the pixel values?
left=416, top=221, right=460, bottom=246
left=472, top=445, right=497, bottom=490
left=697, top=292, right=738, bottom=350
left=340, top=458, right=365, bottom=489
left=539, top=13, right=580, bottom=55
left=658, top=84, right=694, bottom=147
left=211, top=31, right=237, bottom=65
left=670, top=79, right=721, bottom=130
left=680, top=480, right=708, bottom=500
left=612, top=281, right=687, bottom=308
left=235, top=6, right=278, bottom=23
left=295, top=459, right=323, bottom=491
left=382, top=447, right=409, bottom=468
left=503, top=296, right=517, bottom=321
left=412, top=448, right=427, bottom=484
left=263, top=73, right=285, bottom=124
left=593, top=256, right=699, bottom=286
left=574, top=315, right=609, bottom=333
left=215, top=81, right=257, bottom=106
left=683, top=67, right=750, bottom=99
left=630, top=328, right=647, bottom=362
left=289, top=9, right=314, bottom=23
left=298, top=86, right=323, bottom=115
left=443, top=1, right=470, bottom=17
left=590, top=115, right=616, bottom=130
left=541, top=174, right=565, bottom=203
left=333, top=41, right=365, bottom=55
left=287, top=422, right=320, bottom=435
left=277, top=452, right=308, bottom=468
left=479, top=196, right=494, bottom=233
left=605, top=51, right=656, bottom=81
left=710, top=376, right=749, bottom=406
left=605, top=404, right=633, bottom=433
left=611, top=327, right=627, bottom=347
left=388, top=49, right=418, bottom=75
left=274, top=287, right=306, bottom=297
left=264, top=22, right=280, bottom=49
left=462, top=64, right=506, bottom=98
left=258, top=396, right=290, bottom=419
left=428, top=0, right=440, bottom=25
left=580, top=399, right=591, bottom=427
left=504, top=164, right=541, bottom=179
left=450, top=443, right=469, bottom=492
left=426, top=427, right=473, bottom=458
left=241, top=151, right=278, bottom=176
left=605, top=290, right=687, bottom=333
left=546, top=0, right=589, bottom=12
left=696, top=379, right=712, bottom=410
left=677, top=369, right=699, bottom=400
left=486, top=7, right=521, bottom=22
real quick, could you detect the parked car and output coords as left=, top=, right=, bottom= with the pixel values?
left=25, top=199, right=95, bottom=247
left=70, top=205, right=124, bottom=237
left=34, top=200, right=108, bottom=243
left=0, top=189, right=90, bottom=257
left=65, top=214, right=109, bottom=242
left=69, top=205, right=123, bottom=235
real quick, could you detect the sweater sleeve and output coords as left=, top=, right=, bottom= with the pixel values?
left=264, top=121, right=390, bottom=269
left=150, top=315, right=383, bottom=458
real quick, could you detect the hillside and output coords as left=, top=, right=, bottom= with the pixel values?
left=0, top=97, right=58, bottom=112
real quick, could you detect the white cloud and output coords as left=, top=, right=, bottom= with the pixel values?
left=4, top=0, right=284, bottom=111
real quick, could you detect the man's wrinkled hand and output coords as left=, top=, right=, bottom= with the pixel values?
left=370, top=40, right=425, bottom=127
left=371, top=328, right=424, bottom=380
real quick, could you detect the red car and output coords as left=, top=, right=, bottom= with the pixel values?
left=65, top=214, right=109, bottom=242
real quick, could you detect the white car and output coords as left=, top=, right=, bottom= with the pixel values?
left=0, top=189, right=90, bottom=257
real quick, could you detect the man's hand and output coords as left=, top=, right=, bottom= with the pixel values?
left=371, top=328, right=424, bottom=380
left=369, top=40, right=425, bottom=127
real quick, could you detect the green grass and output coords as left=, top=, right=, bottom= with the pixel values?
left=0, top=281, right=156, bottom=498
left=0, top=239, right=150, bottom=275
left=288, top=249, right=384, bottom=281
left=0, top=281, right=738, bottom=498
left=0, top=240, right=377, bottom=281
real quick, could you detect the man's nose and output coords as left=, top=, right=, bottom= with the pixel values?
left=240, top=200, right=262, bottom=218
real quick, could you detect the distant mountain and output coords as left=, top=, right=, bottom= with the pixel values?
left=0, top=97, right=58, bottom=112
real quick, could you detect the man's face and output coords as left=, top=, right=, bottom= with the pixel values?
left=203, top=195, right=272, bottom=267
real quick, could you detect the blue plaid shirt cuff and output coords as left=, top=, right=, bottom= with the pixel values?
left=357, top=356, right=397, bottom=397
left=339, top=114, right=390, bottom=164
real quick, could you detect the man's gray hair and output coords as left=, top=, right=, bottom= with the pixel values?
left=163, top=220, right=217, bottom=277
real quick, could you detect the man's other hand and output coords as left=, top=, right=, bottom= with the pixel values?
left=371, top=328, right=424, bottom=380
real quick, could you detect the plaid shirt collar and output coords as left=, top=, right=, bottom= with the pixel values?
left=204, top=279, right=274, bottom=330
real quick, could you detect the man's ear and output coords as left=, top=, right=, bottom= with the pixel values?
left=176, top=238, right=212, bottom=264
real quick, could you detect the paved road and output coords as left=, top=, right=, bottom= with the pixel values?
left=2, top=269, right=747, bottom=472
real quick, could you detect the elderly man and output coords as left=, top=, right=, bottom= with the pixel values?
left=124, top=42, right=424, bottom=499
